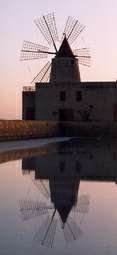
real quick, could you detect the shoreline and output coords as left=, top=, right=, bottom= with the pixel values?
left=0, top=137, right=70, bottom=153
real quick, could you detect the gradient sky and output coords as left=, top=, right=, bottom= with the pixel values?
left=1, top=0, right=117, bottom=119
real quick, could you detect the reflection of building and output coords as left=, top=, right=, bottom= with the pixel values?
left=50, top=180, right=79, bottom=225
left=21, top=142, right=89, bottom=248
left=21, top=139, right=117, bottom=248
left=20, top=139, right=117, bottom=248
left=21, top=140, right=117, bottom=242
left=22, top=140, right=117, bottom=182
left=22, top=150, right=81, bottom=224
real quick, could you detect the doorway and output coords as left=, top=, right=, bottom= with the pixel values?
left=59, top=109, right=74, bottom=121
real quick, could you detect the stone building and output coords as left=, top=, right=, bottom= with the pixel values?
left=22, top=37, right=117, bottom=125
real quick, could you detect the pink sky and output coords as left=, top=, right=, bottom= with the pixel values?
left=1, top=0, right=117, bottom=119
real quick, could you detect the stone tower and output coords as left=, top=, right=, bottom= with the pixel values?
left=50, top=36, right=81, bottom=82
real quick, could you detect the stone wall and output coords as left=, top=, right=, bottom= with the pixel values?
left=22, top=91, right=35, bottom=120
left=35, top=81, right=117, bottom=123
left=0, top=120, right=59, bottom=141
left=0, top=120, right=117, bottom=141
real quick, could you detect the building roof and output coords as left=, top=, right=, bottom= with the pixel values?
left=56, top=36, right=74, bottom=58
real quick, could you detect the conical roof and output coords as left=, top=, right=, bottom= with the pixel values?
left=57, top=204, right=73, bottom=224
left=56, top=36, right=74, bottom=58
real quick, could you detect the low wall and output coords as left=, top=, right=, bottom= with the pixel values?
left=0, top=120, right=116, bottom=142
left=0, top=120, right=59, bottom=141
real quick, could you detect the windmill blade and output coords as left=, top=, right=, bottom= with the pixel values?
left=31, top=61, right=51, bottom=84
left=73, top=47, right=90, bottom=57
left=62, top=216, right=82, bottom=243
left=74, top=47, right=91, bottom=67
left=63, top=16, right=85, bottom=45
left=20, top=40, right=50, bottom=61
left=78, top=56, right=91, bottom=67
left=34, top=13, right=58, bottom=52
left=19, top=199, right=53, bottom=221
left=75, top=195, right=90, bottom=213
left=39, top=180, right=51, bottom=198
left=34, top=213, right=57, bottom=248
left=32, top=179, right=50, bottom=199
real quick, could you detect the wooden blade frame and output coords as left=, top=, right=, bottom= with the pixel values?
left=20, top=40, right=49, bottom=60
left=19, top=199, right=49, bottom=220
left=34, top=13, right=59, bottom=52
left=63, top=16, right=85, bottom=45
left=31, top=61, right=51, bottom=84
left=34, top=213, right=57, bottom=248
left=62, top=216, right=82, bottom=243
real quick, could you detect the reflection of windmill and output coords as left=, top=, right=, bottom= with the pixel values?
left=20, top=13, right=90, bottom=84
left=32, top=179, right=50, bottom=199
left=19, top=184, right=89, bottom=248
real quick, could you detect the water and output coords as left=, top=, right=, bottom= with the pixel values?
left=0, top=139, right=117, bottom=255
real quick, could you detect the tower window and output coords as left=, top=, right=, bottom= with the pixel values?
left=60, top=91, right=66, bottom=101
left=76, top=91, right=82, bottom=101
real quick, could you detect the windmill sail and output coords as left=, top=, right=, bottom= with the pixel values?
left=74, top=48, right=90, bottom=57
left=62, top=216, right=82, bottom=243
left=31, top=179, right=50, bottom=199
left=63, top=16, right=85, bottom=45
left=31, top=62, right=51, bottom=84
left=20, top=41, right=50, bottom=60
left=19, top=199, right=49, bottom=221
left=78, top=57, right=91, bottom=67
left=21, top=13, right=91, bottom=85
left=74, top=48, right=91, bottom=66
left=34, top=214, right=57, bottom=248
left=34, top=13, right=59, bottom=52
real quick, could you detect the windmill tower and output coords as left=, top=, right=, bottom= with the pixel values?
left=21, top=13, right=90, bottom=121
left=49, top=35, right=81, bottom=82
left=20, top=142, right=90, bottom=248
left=19, top=174, right=89, bottom=248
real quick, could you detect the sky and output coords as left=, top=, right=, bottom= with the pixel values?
left=1, top=0, right=117, bottom=119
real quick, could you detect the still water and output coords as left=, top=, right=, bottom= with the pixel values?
left=0, top=139, right=117, bottom=255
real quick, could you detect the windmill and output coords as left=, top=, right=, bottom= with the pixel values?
left=19, top=179, right=90, bottom=248
left=20, top=142, right=90, bottom=248
left=20, top=13, right=91, bottom=85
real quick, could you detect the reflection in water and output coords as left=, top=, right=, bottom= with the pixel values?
left=19, top=140, right=117, bottom=248
left=20, top=141, right=91, bottom=248
left=0, top=139, right=117, bottom=252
